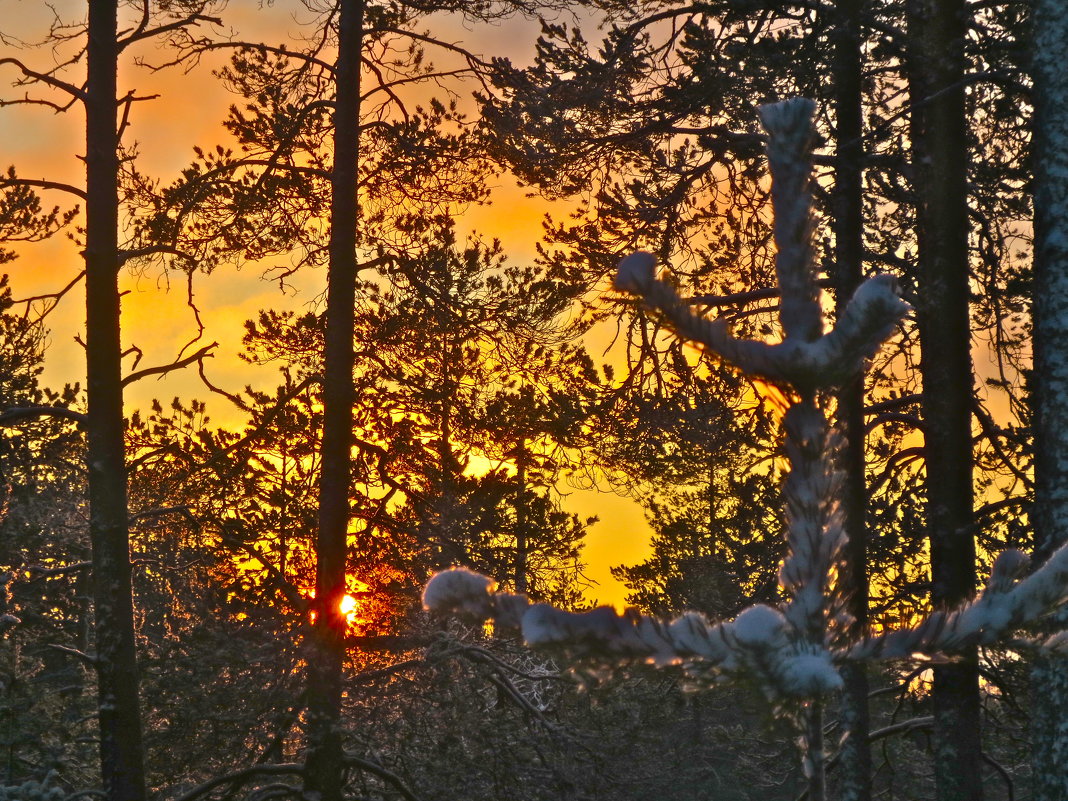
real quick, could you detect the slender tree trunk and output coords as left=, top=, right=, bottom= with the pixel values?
left=515, top=436, right=528, bottom=594
left=1029, top=1, right=1068, bottom=796
left=907, top=1, right=982, bottom=799
left=806, top=701, right=826, bottom=801
left=830, top=1, right=872, bottom=798
left=84, top=3, right=148, bottom=801
left=305, top=2, right=364, bottom=800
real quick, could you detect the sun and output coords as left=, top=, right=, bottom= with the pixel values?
left=305, top=580, right=371, bottom=630
left=339, top=593, right=360, bottom=627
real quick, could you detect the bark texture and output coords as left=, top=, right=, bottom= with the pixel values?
left=304, top=2, right=365, bottom=800
left=907, top=0, right=982, bottom=798
left=85, top=3, right=148, bottom=801
left=1030, top=0, right=1068, bottom=796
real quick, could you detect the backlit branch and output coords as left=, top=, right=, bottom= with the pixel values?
left=117, top=9, right=223, bottom=53
left=13, top=270, right=85, bottom=320
left=121, top=342, right=218, bottom=387
left=0, top=174, right=87, bottom=201
left=0, top=405, right=88, bottom=428
left=0, top=56, right=86, bottom=102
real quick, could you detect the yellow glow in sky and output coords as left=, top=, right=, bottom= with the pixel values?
left=0, top=1, right=651, bottom=609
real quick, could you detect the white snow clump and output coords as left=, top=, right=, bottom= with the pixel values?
left=731, top=604, right=788, bottom=650
left=422, top=567, right=497, bottom=620
left=614, top=251, right=657, bottom=293
left=779, top=652, right=843, bottom=696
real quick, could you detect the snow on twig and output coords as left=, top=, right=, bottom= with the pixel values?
left=851, top=544, right=1068, bottom=659
left=423, top=569, right=841, bottom=696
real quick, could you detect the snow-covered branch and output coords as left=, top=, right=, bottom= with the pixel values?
left=614, top=255, right=908, bottom=393
left=851, top=544, right=1068, bottom=660
left=424, top=546, right=1068, bottom=691
left=423, top=568, right=841, bottom=697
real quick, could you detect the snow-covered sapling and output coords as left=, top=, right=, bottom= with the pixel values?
left=423, top=98, right=1068, bottom=801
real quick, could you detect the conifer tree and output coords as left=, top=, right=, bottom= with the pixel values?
left=0, top=5, right=224, bottom=799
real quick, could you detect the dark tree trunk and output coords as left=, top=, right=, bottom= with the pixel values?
left=907, top=1, right=982, bottom=799
left=1029, top=1, right=1068, bottom=796
left=304, top=2, right=364, bottom=800
left=515, top=436, right=528, bottom=594
left=830, top=1, right=871, bottom=798
left=85, top=3, right=148, bottom=801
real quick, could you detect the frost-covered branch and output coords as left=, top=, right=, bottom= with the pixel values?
left=614, top=256, right=907, bottom=394
left=423, top=569, right=841, bottom=697
left=777, top=402, right=846, bottom=647
left=760, top=98, right=823, bottom=344
left=424, top=546, right=1068, bottom=690
left=850, top=544, right=1068, bottom=659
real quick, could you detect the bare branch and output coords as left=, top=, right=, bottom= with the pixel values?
left=981, top=751, right=1015, bottom=801
left=117, top=244, right=198, bottom=266
left=121, top=342, right=218, bottom=387
left=43, top=642, right=97, bottom=667
left=139, top=40, right=335, bottom=75
left=340, top=755, right=422, bottom=801
left=376, top=27, right=492, bottom=71
left=0, top=174, right=87, bottom=201
left=13, top=269, right=85, bottom=311
left=117, top=12, right=223, bottom=53
left=0, top=56, right=86, bottom=101
left=865, top=411, right=923, bottom=434
left=867, top=716, right=934, bottom=742
left=0, top=405, right=87, bottom=428
left=197, top=360, right=250, bottom=411
left=972, top=398, right=1032, bottom=490
left=170, top=764, right=306, bottom=801
left=26, top=562, right=91, bottom=580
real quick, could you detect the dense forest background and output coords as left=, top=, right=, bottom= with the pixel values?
left=0, top=1, right=1065, bottom=801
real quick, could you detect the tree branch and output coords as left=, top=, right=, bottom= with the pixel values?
left=0, top=174, right=87, bottom=201
left=129, top=505, right=200, bottom=531
left=0, top=57, right=86, bottom=101
left=43, top=642, right=97, bottom=667
left=0, top=406, right=87, bottom=428
left=170, top=764, right=306, bottom=801
left=121, top=342, right=218, bottom=387
left=117, top=12, right=223, bottom=53
left=341, top=754, right=422, bottom=801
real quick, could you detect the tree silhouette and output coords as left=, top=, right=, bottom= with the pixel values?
left=0, top=6, right=225, bottom=800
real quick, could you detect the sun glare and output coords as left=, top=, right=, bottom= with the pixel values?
left=339, top=594, right=360, bottom=626
left=305, top=582, right=370, bottom=631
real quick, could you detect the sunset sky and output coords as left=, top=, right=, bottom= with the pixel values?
left=0, top=0, right=652, bottom=607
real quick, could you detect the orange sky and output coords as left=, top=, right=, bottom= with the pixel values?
left=0, top=1, right=652, bottom=608
left=1, top=3, right=1028, bottom=612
